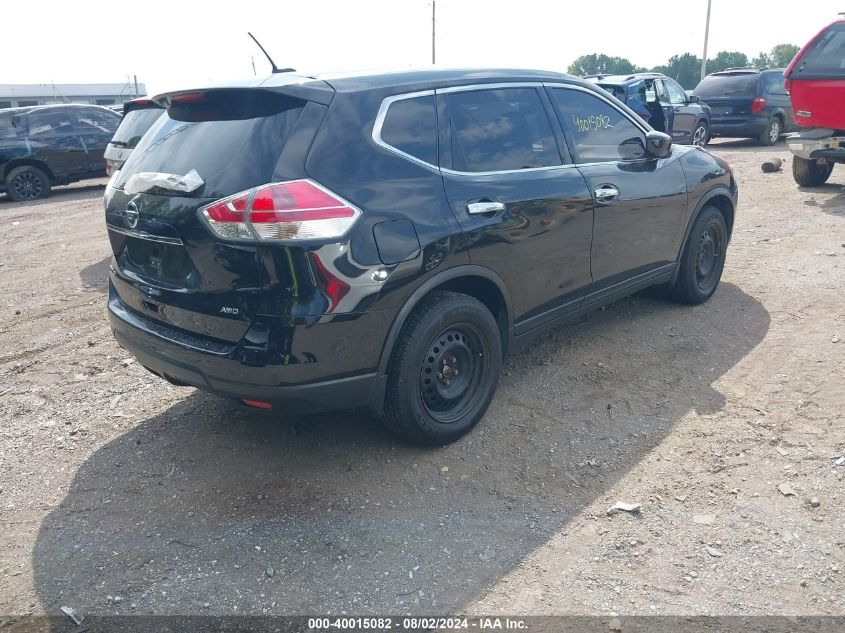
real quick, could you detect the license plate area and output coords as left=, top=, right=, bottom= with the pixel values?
left=122, top=238, right=199, bottom=289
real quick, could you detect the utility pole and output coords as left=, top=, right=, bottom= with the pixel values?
left=432, top=0, right=436, bottom=65
left=700, top=0, right=712, bottom=81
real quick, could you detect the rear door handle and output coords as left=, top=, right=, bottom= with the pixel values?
left=467, top=201, right=505, bottom=215
left=594, top=185, right=620, bottom=204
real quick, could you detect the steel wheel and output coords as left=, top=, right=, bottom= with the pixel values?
left=419, top=324, right=487, bottom=425
left=12, top=171, right=43, bottom=201
left=695, top=219, right=723, bottom=293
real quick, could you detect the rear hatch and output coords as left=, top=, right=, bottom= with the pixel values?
left=105, top=99, right=164, bottom=173
left=785, top=20, right=845, bottom=129
left=693, top=73, right=759, bottom=122
left=105, top=88, right=310, bottom=343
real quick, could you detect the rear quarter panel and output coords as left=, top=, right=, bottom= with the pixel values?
left=303, top=90, right=470, bottom=314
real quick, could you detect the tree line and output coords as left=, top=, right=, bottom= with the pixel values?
left=567, top=44, right=800, bottom=89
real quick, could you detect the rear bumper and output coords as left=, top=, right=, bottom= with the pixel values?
left=108, top=283, right=394, bottom=414
left=709, top=117, right=769, bottom=138
left=787, top=131, right=845, bottom=161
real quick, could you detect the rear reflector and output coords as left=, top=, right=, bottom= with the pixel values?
left=199, top=179, right=361, bottom=242
left=242, top=399, right=273, bottom=410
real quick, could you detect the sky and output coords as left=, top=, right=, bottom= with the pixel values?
left=2, top=0, right=841, bottom=95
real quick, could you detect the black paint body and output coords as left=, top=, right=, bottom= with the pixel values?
left=104, top=70, right=738, bottom=414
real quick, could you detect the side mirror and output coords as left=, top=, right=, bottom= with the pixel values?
left=688, top=94, right=700, bottom=103
left=645, top=131, right=673, bottom=158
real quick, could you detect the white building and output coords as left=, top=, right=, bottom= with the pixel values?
left=0, top=82, right=147, bottom=109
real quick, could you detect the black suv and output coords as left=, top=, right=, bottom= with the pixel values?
left=693, top=68, right=795, bottom=145
left=591, top=73, right=712, bottom=147
left=0, top=104, right=120, bottom=201
left=105, top=69, right=737, bottom=445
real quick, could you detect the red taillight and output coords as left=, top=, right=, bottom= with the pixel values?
left=199, top=180, right=361, bottom=242
left=751, top=97, right=767, bottom=113
left=242, top=399, right=272, bottom=410
left=172, top=92, right=205, bottom=104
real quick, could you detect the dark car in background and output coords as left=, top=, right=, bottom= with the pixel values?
left=590, top=72, right=711, bottom=147
left=104, top=97, right=164, bottom=176
left=693, top=68, right=795, bottom=145
left=105, top=69, right=737, bottom=445
left=0, top=103, right=120, bottom=201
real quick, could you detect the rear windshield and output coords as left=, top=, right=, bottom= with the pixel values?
left=597, top=84, right=626, bottom=100
left=114, top=90, right=306, bottom=198
left=694, top=74, right=758, bottom=97
left=111, top=108, right=163, bottom=149
left=796, top=23, right=845, bottom=77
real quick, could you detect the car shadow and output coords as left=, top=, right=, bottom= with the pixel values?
left=79, top=256, right=110, bottom=292
left=30, top=283, right=769, bottom=620
left=706, top=138, right=787, bottom=153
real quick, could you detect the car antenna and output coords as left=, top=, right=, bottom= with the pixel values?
left=248, top=32, right=295, bottom=74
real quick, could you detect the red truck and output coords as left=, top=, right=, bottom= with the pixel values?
left=785, top=16, right=845, bottom=186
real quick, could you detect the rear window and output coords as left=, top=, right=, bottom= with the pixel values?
left=114, top=90, right=306, bottom=198
left=0, top=113, right=25, bottom=140
left=694, top=74, right=758, bottom=98
left=380, top=94, right=437, bottom=165
left=796, top=23, right=845, bottom=77
left=111, top=108, right=164, bottom=149
left=597, top=84, right=626, bottom=100
left=445, top=88, right=560, bottom=172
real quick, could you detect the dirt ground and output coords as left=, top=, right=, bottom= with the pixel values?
left=0, top=140, right=842, bottom=624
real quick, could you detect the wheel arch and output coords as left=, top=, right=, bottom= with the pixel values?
left=4, top=158, right=54, bottom=182
left=367, top=265, right=514, bottom=416
left=672, top=187, right=735, bottom=282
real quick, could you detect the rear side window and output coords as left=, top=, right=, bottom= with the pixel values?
left=111, top=108, right=164, bottom=149
left=114, top=90, right=306, bottom=199
left=761, top=72, right=787, bottom=95
left=75, top=108, right=119, bottom=133
left=551, top=88, right=646, bottom=163
left=0, top=114, right=25, bottom=140
left=693, top=74, right=758, bottom=97
left=380, top=94, right=437, bottom=165
left=445, top=88, right=560, bottom=172
left=797, top=23, right=845, bottom=76
left=28, top=110, right=74, bottom=137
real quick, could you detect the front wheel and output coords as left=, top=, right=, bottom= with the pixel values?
left=792, top=157, right=834, bottom=187
left=382, top=292, right=502, bottom=445
left=692, top=121, right=709, bottom=147
left=669, top=207, right=728, bottom=305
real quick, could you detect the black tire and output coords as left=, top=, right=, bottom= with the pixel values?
left=669, top=206, right=728, bottom=305
left=792, top=157, right=834, bottom=187
left=692, top=120, right=709, bottom=147
left=5, top=165, right=51, bottom=202
left=382, top=291, right=502, bottom=445
left=758, top=117, right=782, bottom=146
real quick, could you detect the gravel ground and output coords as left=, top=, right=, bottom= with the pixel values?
left=0, top=140, right=842, bottom=622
